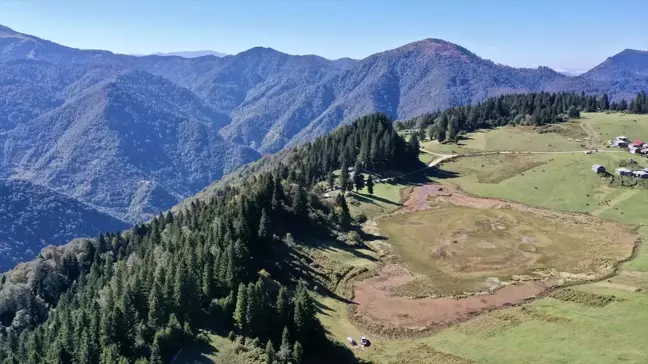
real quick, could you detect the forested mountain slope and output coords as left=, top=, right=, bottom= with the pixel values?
left=1, top=69, right=260, bottom=223
left=0, top=114, right=418, bottom=364
left=0, top=23, right=646, bottom=274
left=0, top=179, right=128, bottom=272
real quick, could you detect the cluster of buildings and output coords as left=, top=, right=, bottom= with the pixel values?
left=614, top=167, right=648, bottom=178
left=599, top=135, right=648, bottom=179
left=609, top=136, right=648, bottom=154
left=593, top=164, right=648, bottom=179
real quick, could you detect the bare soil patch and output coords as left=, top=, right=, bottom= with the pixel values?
left=352, top=264, right=555, bottom=333
left=380, top=184, right=637, bottom=296
left=351, top=183, right=639, bottom=336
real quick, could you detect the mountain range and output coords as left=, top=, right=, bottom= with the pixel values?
left=148, top=50, right=228, bottom=58
left=0, top=23, right=647, bottom=271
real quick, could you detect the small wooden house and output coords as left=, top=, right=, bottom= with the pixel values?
left=592, top=164, right=605, bottom=173
left=615, top=167, right=633, bottom=176
left=633, top=171, right=648, bottom=179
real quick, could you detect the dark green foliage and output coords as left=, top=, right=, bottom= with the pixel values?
left=334, top=194, right=352, bottom=228
left=277, top=327, right=292, bottom=363
left=265, top=340, right=276, bottom=364
left=327, top=171, right=335, bottom=189
left=0, top=180, right=129, bottom=272
left=293, top=341, right=304, bottom=364
left=627, top=91, right=648, bottom=114
left=366, top=176, right=374, bottom=195
left=353, top=172, right=365, bottom=192
left=568, top=105, right=580, bottom=118
left=339, top=161, right=349, bottom=190
left=437, top=114, right=448, bottom=142
left=0, top=114, right=414, bottom=364
left=291, top=187, right=308, bottom=217
left=258, top=208, right=272, bottom=242
left=448, top=116, right=459, bottom=142
left=292, top=282, right=319, bottom=349
left=234, top=283, right=249, bottom=332
left=406, top=92, right=648, bottom=135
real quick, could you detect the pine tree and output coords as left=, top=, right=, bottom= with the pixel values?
left=291, top=187, right=307, bottom=216
left=568, top=105, right=580, bottom=118
left=335, top=193, right=351, bottom=228
left=46, top=340, right=68, bottom=364
left=293, top=341, right=303, bottom=364
left=271, top=180, right=284, bottom=211
left=366, top=175, right=374, bottom=195
left=233, top=283, right=248, bottom=333
left=437, top=114, right=448, bottom=143
left=600, top=93, right=610, bottom=110
left=257, top=208, right=271, bottom=241
left=353, top=172, right=365, bottom=192
left=293, top=282, right=317, bottom=348
left=339, top=161, right=349, bottom=189
left=147, top=279, right=165, bottom=328
left=99, top=344, right=120, bottom=364
left=277, top=327, right=292, bottom=363
left=265, top=341, right=276, bottom=364
left=25, top=333, right=43, bottom=364
left=426, top=124, right=436, bottom=141
left=276, top=286, right=290, bottom=329
left=620, top=99, right=628, bottom=111
left=448, top=116, right=459, bottom=142
left=201, top=262, right=214, bottom=301
left=77, top=330, right=94, bottom=364
left=246, top=282, right=263, bottom=338
left=326, top=171, right=335, bottom=189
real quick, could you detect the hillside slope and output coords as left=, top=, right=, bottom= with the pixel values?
left=0, top=179, right=128, bottom=272
left=0, top=114, right=416, bottom=364
left=3, top=24, right=646, bottom=154
left=1, top=70, right=260, bottom=222
left=0, top=23, right=646, bottom=272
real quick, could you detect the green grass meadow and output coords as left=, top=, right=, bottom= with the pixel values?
left=182, top=113, right=648, bottom=364
left=315, top=113, right=648, bottom=364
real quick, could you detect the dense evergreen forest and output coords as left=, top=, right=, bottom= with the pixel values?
left=401, top=91, right=648, bottom=143
left=209, top=112, right=422, bottom=197
left=0, top=113, right=415, bottom=364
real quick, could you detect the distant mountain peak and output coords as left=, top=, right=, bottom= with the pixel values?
left=149, top=50, right=227, bottom=58
left=384, top=38, right=476, bottom=60
left=617, top=48, right=648, bottom=55
left=239, top=46, right=283, bottom=55
left=0, top=24, right=18, bottom=36
left=583, top=47, right=648, bottom=79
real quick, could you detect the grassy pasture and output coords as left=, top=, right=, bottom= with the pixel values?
left=182, top=113, right=648, bottom=364
left=439, top=151, right=646, bottom=214
left=580, top=112, right=648, bottom=147
left=421, top=123, right=585, bottom=154
left=377, top=202, right=634, bottom=297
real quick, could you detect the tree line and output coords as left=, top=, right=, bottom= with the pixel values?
left=400, top=91, right=648, bottom=143
left=0, top=112, right=418, bottom=364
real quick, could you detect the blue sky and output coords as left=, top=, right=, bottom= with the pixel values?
left=1, top=0, right=646, bottom=71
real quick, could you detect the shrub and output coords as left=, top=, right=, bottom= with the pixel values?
left=345, top=231, right=363, bottom=247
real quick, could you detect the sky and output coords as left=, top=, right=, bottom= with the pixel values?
left=1, top=0, right=647, bottom=72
